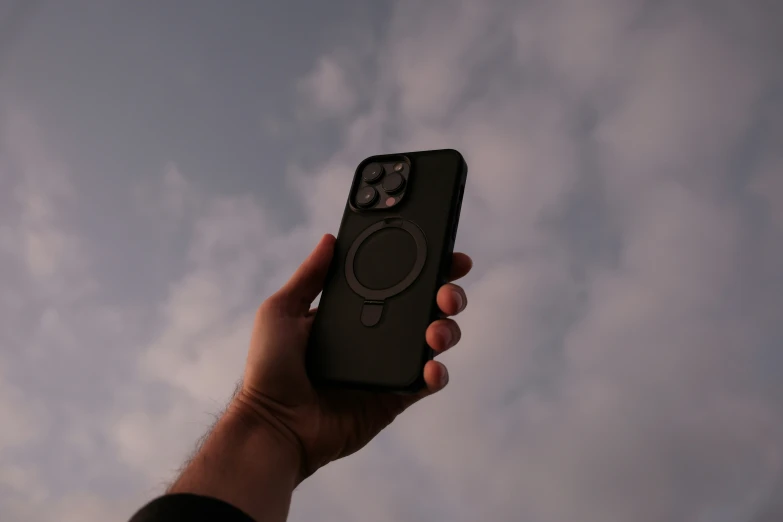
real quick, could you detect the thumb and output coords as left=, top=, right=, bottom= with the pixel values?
left=275, top=234, right=336, bottom=314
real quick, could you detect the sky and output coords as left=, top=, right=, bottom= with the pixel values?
left=0, top=0, right=782, bottom=521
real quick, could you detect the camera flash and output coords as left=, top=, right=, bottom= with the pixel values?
left=385, top=197, right=396, bottom=207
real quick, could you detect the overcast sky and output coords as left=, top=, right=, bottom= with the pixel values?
left=1, top=1, right=782, bottom=521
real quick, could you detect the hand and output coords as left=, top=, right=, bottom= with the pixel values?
left=235, top=233, right=472, bottom=482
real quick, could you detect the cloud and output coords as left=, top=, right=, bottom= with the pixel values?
left=2, top=1, right=782, bottom=521
left=0, top=105, right=147, bottom=522
left=280, top=1, right=783, bottom=521
left=0, top=108, right=92, bottom=294
left=113, top=0, right=783, bottom=519
left=111, top=164, right=325, bottom=484
left=0, top=365, right=49, bottom=451
left=297, top=56, right=358, bottom=118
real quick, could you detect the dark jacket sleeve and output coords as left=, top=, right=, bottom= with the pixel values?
left=129, top=493, right=255, bottom=522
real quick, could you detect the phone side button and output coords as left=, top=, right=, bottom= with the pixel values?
left=452, top=184, right=465, bottom=240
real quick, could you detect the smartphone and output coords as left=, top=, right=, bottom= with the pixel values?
left=306, top=149, right=468, bottom=392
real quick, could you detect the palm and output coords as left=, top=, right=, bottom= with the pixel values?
left=316, top=386, right=412, bottom=463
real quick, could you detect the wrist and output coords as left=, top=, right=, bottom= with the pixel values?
left=225, top=394, right=306, bottom=483
left=168, top=400, right=302, bottom=522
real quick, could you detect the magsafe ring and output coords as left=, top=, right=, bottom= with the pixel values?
left=345, top=218, right=427, bottom=302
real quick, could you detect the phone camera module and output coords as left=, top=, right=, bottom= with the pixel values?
left=356, top=186, right=378, bottom=208
left=362, top=163, right=384, bottom=183
left=381, top=172, right=405, bottom=194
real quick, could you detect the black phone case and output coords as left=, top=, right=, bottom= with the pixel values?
left=306, top=149, right=467, bottom=392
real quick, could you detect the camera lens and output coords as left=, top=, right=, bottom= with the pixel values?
left=381, top=172, right=405, bottom=194
left=362, top=163, right=384, bottom=183
left=356, top=186, right=378, bottom=208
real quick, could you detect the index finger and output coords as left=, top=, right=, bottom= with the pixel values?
left=448, top=252, right=473, bottom=282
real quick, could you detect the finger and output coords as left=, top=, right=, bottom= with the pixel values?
left=437, top=283, right=467, bottom=316
left=426, top=319, right=461, bottom=353
left=423, top=360, right=449, bottom=392
left=448, top=253, right=473, bottom=282
left=275, top=234, right=336, bottom=314
left=385, top=360, right=450, bottom=412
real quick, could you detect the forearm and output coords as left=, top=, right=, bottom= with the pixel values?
left=168, top=401, right=301, bottom=522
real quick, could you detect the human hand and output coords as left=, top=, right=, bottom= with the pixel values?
left=234, top=233, right=472, bottom=482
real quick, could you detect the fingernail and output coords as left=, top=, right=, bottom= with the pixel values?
left=439, top=327, right=453, bottom=348
left=451, top=290, right=464, bottom=312
left=440, top=366, right=449, bottom=388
